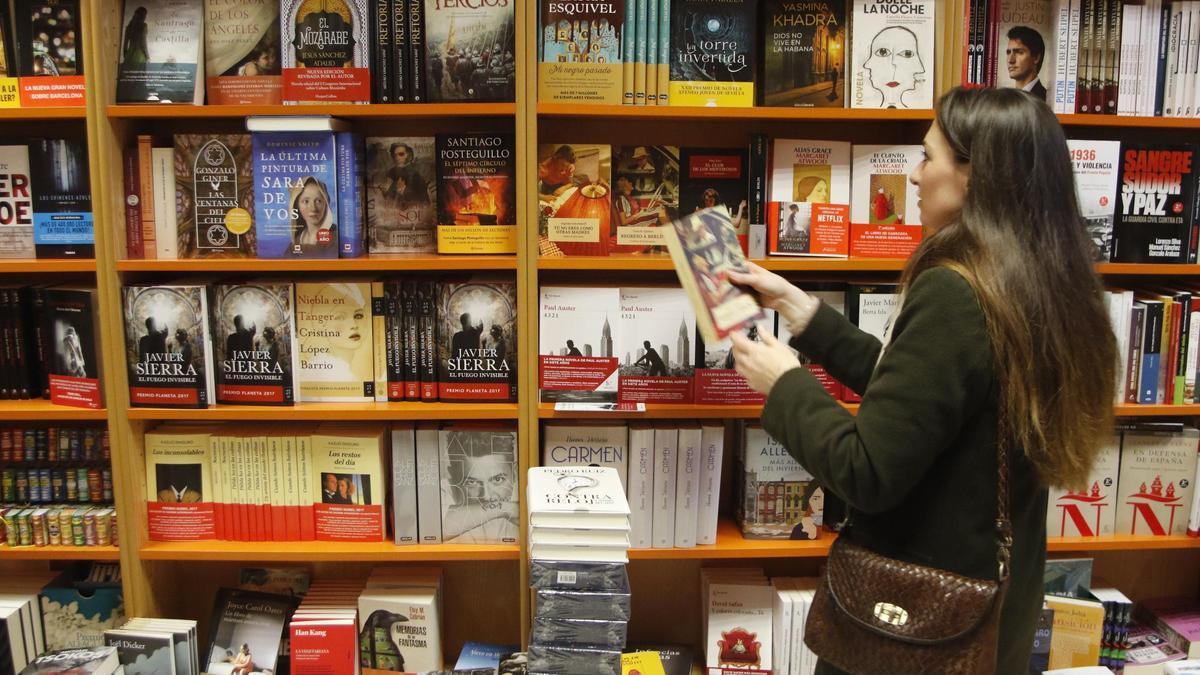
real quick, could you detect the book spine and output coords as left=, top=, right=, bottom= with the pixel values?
left=409, top=0, right=426, bottom=102
left=674, top=425, right=700, bottom=548
left=1078, top=0, right=1092, bottom=112
left=392, top=426, right=418, bottom=544
left=1186, top=301, right=1200, bottom=402
left=18, top=289, right=41, bottom=400
left=696, top=423, right=723, bottom=545
left=1167, top=3, right=1182, bottom=115
left=1116, top=1, right=1134, bottom=114
left=30, top=287, right=48, bottom=398
left=646, top=0, right=658, bottom=106
left=1094, top=0, right=1108, bottom=113
left=335, top=132, right=367, bottom=258
left=373, top=0, right=393, bottom=103
left=1159, top=299, right=1176, bottom=403
left=1127, top=304, right=1145, bottom=403
left=418, top=280, right=437, bottom=401
left=372, top=282, right=388, bottom=402
left=10, top=291, right=27, bottom=400
left=964, top=0, right=974, bottom=86
left=0, top=290, right=14, bottom=399
left=137, top=135, right=156, bottom=259
left=1188, top=448, right=1200, bottom=535
left=1174, top=294, right=1192, bottom=403
left=987, top=0, right=1000, bottom=87
left=415, top=425, right=442, bottom=543
left=634, top=0, right=646, bottom=104
left=402, top=281, right=420, bottom=400
left=122, top=145, right=144, bottom=259
left=627, top=425, right=654, bottom=548
left=1108, top=0, right=1121, bottom=114
left=394, top=0, right=409, bottom=102
left=1156, top=1, right=1171, bottom=115
left=623, top=0, right=635, bottom=104
left=1067, top=0, right=1082, bottom=113
left=748, top=133, right=767, bottom=235
left=385, top=281, right=404, bottom=401
left=658, top=0, right=670, bottom=103
left=151, top=147, right=176, bottom=259
left=651, top=426, right=677, bottom=548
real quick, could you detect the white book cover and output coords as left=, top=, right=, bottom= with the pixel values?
left=415, top=423, right=442, bottom=544
left=674, top=425, right=702, bottom=548
left=772, top=579, right=794, bottom=675
left=1067, top=140, right=1120, bottom=262
left=541, top=424, right=629, bottom=492
left=696, top=423, right=725, bottom=546
left=528, top=543, right=630, bottom=563
left=1146, top=0, right=1165, bottom=116
left=1053, top=0, right=1071, bottom=111
left=706, top=582, right=774, bottom=670
left=527, top=466, right=630, bottom=526
left=992, top=0, right=1058, bottom=103
left=739, top=425, right=819, bottom=539
left=528, top=526, right=630, bottom=547
left=627, top=424, right=655, bottom=548
left=357, top=589, right=441, bottom=672
left=1065, top=0, right=1082, bottom=113
left=1190, top=443, right=1200, bottom=535
left=850, top=145, right=922, bottom=226
left=1117, top=428, right=1200, bottom=536
left=1164, top=3, right=1183, bottom=116
left=652, top=426, right=678, bottom=548
left=391, top=424, right=418, bottom=545
left=539, top=286, right=621, bottom=403
left=1117, top=4, right=1142, bottom=115
left=849, top=0, right=936, bottom=109
left=769, top=140, right=851, bottom=205
left=1186, top=5, right=1199, bottom=117
left=152, top=148, right=177, bottom=260
left=618, top=287, right=696, bottom=403
left=0, top=145, right=31, bottom=259
left=1047, top=433, right=1120, bottom=536
left=438, top=427, right=519, bottom=544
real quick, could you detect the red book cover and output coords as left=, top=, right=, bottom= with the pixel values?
left=311, top=427, right=386, bottom=541
left=291, top=620, right=358, bottom=674
left=617, top=286, right=697, bottom=403
left=694, top=311, right=774, bottom=405
left=147, top=503, right=217, bottom=541
left=537, top=286, right=620, bottom=404
left=849, top=222, right=921, bottom=259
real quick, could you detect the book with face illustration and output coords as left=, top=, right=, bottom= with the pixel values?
left=296, top=281, right=375, bottom=403
left=310, top=424, right=387, bottom=541
left=438, top=425, right=518, bottom=545
left=848, top=0, right=935, bottom=110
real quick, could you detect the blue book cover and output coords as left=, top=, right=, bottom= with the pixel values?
left=30, top=138, right=93, bottom=259
left=252, top=131, right=339, bottom=259
left=336, top=132, right=366, bottom=258
left=454, top=641, right=519, bottom=669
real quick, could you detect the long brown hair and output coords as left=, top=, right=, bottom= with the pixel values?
left=903, top=87, right=1116, bottom=489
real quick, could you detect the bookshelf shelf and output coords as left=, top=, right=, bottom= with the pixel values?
left=0, top=259, right=95, bottom=273
left=1057, top=114, right=1200, bottom=129
left=537, top=402, right=860, bottom=419
left=538, top=103, right=936, bottom=122
left=1047, top=534, right=1200, bottom=553
left=538, top=256, right=910, bottom=272
left=139, top=540, right=520, bottom=562
left=0, top=545, right=120, bottom=561
left=116, top=255, right=518, bottom=273
left=1113, top=404, right=1200, bottom=416
left=0, top=400, right=106, bottom=420
left=127, top=402, right=520, bottom=421
left=1096, top=263, right=1200, bottom=275
left=106, top=103, right=517, bottom=119
left=0, top=107, right=86, bottom=120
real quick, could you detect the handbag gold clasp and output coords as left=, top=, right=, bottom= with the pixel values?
left=873, top=602, right=910, bottom=626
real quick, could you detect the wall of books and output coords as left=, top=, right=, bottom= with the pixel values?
left=0, top=0, right=1198, bottom=672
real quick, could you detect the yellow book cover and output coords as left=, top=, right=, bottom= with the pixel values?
left=1045, top=595, right=1105, bottom=669
left=311, top=425, right=387, bottom=541
left=296, top=282, right=376, bottom=402
left=622, top=652, right=667, bottom=675
left=539, top=0, right=625, bottom=105
left=371, top=281, right=387, bottom=402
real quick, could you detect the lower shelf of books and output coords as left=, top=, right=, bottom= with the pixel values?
left=137, top=540, right=521, bottom=562
left=0, top=544, right=120, bottom=560
left=126, top=401, right=520, bottom=421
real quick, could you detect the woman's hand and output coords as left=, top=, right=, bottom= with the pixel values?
left=727, top=262, right=821, bottom=335
left=730, top=331, right=803, bottom=395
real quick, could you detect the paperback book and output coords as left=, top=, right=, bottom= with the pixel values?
left=174, top=134, right=255, bottom=258
left=679, top=147, right=749, bottom=251
left=423, top=0, right=516, bottom=102
left=694, top=310, right=775, bottom=405
left=365, top=136, right=437, bottom=254
left=29, top=138, right=92, bottom=259
left=611, top=145, right=679, bottom=254
left=435, top=132, right=517, bottom=254
left=669, top=0, right=758, bottom=107
left=144, top=428, right=215, bottom=541
left=618, top=286, right=696, bottom=403
left=541, top=423, right=629, bottom=490
left=1111, top=143, right=1197, bottom=263
left=296, top=282, right=375, bottom=402
left=439, top=426, right=518, bottom=544
left=850, top=145, right=921, bottom=226
left=991, top=0, right=1058, bottom=103
left=209, top=281, right=299, bottom=405
left=1047, top=434, right=1120, bottom=537
left=538, top=285, right=619, bottom=403
left=42, top=286, right=103, bottom=409
left=538, top=143, right=613, bottom=256
left=1116, top=427, right=1200, bottom=536
left=1067, top=139, right=1121, bottom=261
left=115, top=0, right=204, bottom=104
left=204, top=0, right=282, bottom=105
left=206, top=589, right=298, bottom=675
left=848, top=0, right=935, bottom=109
left=436, top=277, right=517, bottom=401
left=311, top=425, right=387, bottom=541
left=122, top=285, right=214, bottom=408
left=538, top=0, right=624, bottom=105
left=280, top=0, right=370, bottom=104
left=103, top=629, right=175, bottom=674
left=252, top=131, right=339, bottom=259
left=760, top=0, right=847, bottom=107
left=0, top=143, right=32, bottom=258
left=738, top=425, right=821, bottom=539
left=15, top=0, right=82, bottom=77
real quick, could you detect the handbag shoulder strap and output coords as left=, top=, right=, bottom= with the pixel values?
left=995, top=416, right=1013, bottom=583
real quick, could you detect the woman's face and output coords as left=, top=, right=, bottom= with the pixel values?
left=337, top=478, right=350, bottom=498
left=328, top=291, right=367, bottom=351
left=910, top=121, right=969, bottom=234
left=864, top=27, right=925, bottom=105
left=806, top=179, right=830, bottom=203
left=297, top=183, right=327, bottom=229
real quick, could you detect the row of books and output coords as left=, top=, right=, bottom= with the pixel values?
left=0, top=138, right=91, bottom=260
left=123, top=128, right=517, bottom=260
left=538, top=0, right=937, bottom=110
left=115, top=0, right=515, bottom=106
left=122, top=276, right=517, bottom=408
left=0, top=503, right=115, bottom=548
left=0, top=285, right=103, bottom=410
left=144, top=422, right=519, bottom=546
left=1109, top=286, right=1200, bottom=407
left=1, top=466, right=112, bottom=504
left=0, top=426, right=108, bottom=463
left=0, top=567, right=125, bottom=673
left=102, top=618, right=198, bottom=675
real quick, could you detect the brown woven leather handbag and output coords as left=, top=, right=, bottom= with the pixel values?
left=803, top=437, right=1013, bottom=674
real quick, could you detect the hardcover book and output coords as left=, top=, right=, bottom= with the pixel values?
left=204, top=0, right=282, bottom=105
left=538, top=285, right=620, bottom=403
left=738, top=424, right=821, bottom=539
left=103, top=629, right=175, bottom=675
left=15, top=0, right=82, bottom=76
left=0, top=143, right=32, bottom=258
left=144, top=428, right=215, bottom=541
left=334, top=131, right=365, bottom=257
left=423, top=0, right=516, bottom=102
left=991, top=0, right=1058, bottom=102
left=42, top=286, right=103, bottom=409
left=1067, top=139, right=1121, bottom=261
left=848, top=0, right=935, bottom=109
left=358, top=587, right=441, bottom=671
left=122, top=285, right=214, bottom=408
left=206, top=589, right=298, bottom=675
left=1047, top=433, right=1119, bottom=537
left=438, top=426, right=518, bottom=544
left=706, top=582, right=773, bottom=670
left=435, top=132, right=517, bottom=254
left=174, top=134, right=255, bottom=258
left=280, top=0, right=370, bottom=104
left=1116, top=427, right=1200, bottom=536
left=436, top=277, right=517, bottom=402
left=365, top=136, right=437, bottom=254
left=527, top=464, right=630, bottom=530
left=679, top=147, right=749, bottom=250
left=541, top=423, right=629, bottom=491
left=850, top=144, right=921, bottom=225
left=311, top=425, right=387, bottom=541
left=209, top=281, right=298, bottom=405
left=252, top=131, right=339, bottom=259
left=1111, top=143, right=1196, bottom=263
left=760, top=0, right=847, bottom=107
left=296, top=282, right=375, bottom=402
left=538, top=0, right=624, bottom=105
left=611, top=145, right=679, bottom=254
left=115, top=0, right=204, bottom=104
left=537, top=143, right=613, bottom=256
left=29, top=138, right=92, bottom=259
left=668, top=0, right=758, bottom=107
left=617, top=286, right=696, bottom=403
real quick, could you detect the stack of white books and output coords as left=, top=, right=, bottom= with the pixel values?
left=527, top=466, right=632, bottom=563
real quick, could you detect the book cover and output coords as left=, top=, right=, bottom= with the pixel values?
left=611, top=145, right=679, bottom=254
left=617, top=286, right=696, bottom=403
left=760, top=0, right=847, bottom=107
left=204, top=0, right=282, bottom=105
left=1029, top=607, right=1054, bottom=674
left=296, top=282, right=375, bottom=402
left=1117, top=428, right=1200, bottom=536
left=770, top=139, right=851, bottom=206
left=290, top=619, right=356, bottom=675
left=992, top=0, right=1057, bottom=102
left=206, top=589, right=299, bottom=675
left=541, top=423, right=629, bottom=491
left=668, top=0, right=757, bottom=107
left=1045, top=595, right=1105, bottom=669
left=210, top=281, right=298, bottom=405
left=539, top=0, right=624, bottom=105
left=252, top=131, right=339, bottom=259
left=1111, top=143, right=1196, bottom=263
left=122, top=285, right=213, bottom=408
left=29, top=138, right=91, bottom=259
left=679, top=147, right=749, bottom=251
left=738, top=424, right=820, bottom=539
left=436, top=277, right=517, bottom=402
left=694, top=310, right=775, bottom=405
left=848, top=0, right=935, bottom=109
left=706, top=583, right=773, bottom=670
left=1136, top=597, right=1200, bottom=658
left=14, top=0, right=81, bottom=76
left=280, top=0, right=370, bottom=104
left=537, top=143, right=613, bottom=256
left=438, top=426, right=518, bottom=544
left=842, top=283, right=899, bottom=401
left=538, top=285, right=620, bottom=403
left=144, top=428, right=215, bottom=541
left=1047, top=433, right=1119, bottom=537
left=627, top=424, right=653, bottom=547
left=455, top=642, right=519, bottom=670
left=103, top=629, right=175, bottom=675
left=311, top=425, right=387, bottom=541
left=435, top=132, right=517, bottom=254
left=662, top=206, right=765, bottom=345
left=1125, top=625, right=1187, bottom=671
left=0, top=143, right=32, bottom=258
left=391, top=424, right=417, bottom=545
left=423, top=0, right=516, bottom=102
left=1067, top=139, right=1120, bottom=262
left=365, top=136, right=437, bottom=254
left=42, top=286, right=102, bottom=409
left=850, top=144, right=921, bottom=225
left=17, top=647, right=119, bottom=675
left=527, top=464, right=630, bottom=528
left=358, top=588, right=441, bottom=672
left=115, top=0, right=204, bottom=104
left=173, top=134, right=255, bottom=258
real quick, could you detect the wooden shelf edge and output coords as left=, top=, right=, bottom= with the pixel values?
left=1058, top=113, right=1200, bottom=129
left=117, top=255, right=517, bottom=272
left=139, top=541, right=520, bottom=562
left=1114, top=404, right=1200, bottom=416
left=537, top=103, right=935, bottom=121
left=0, top=401, right=107, bottom=420
left=107, top=102, right=516, bottom=119
left=128, top=402, right=520, bottom=421
left=0, top=545, right=120, bottom=560
left=0, top=259, right=95, bottom=272
left=537, top=402, right=856, bottom=419
left=537, top=257, right=909, bottom=272
left=0, top=107, right=86, bottom=120
left=1047, top=535, right=1200, bottom=552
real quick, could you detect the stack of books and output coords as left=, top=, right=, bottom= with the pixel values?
left=527, top=466, right=631, bottom=564
left=104, top=617, right=199, bottom=675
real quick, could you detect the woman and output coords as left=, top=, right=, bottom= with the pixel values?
left=729, top=87, right=1116, bottom=673
left=121, top=7, right=149, bottom=66
left=795, top=176, right=830, bottom=203
left=289, top=176, right=336, bottom=253
left=230, top=643, right=254, bottom=675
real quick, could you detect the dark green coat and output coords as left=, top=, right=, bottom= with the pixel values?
left=762, top=266, right=1047, bottom=675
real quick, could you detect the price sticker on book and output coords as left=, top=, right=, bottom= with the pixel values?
left=225, top=208, right=251, bottom=236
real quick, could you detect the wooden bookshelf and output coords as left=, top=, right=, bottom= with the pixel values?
left=126, top=402, right=520, bottom=421
left=0, top=400, right=107, bottom=420
left=537, top=402, right=859, bottom=419
left=1047, top=534, right=1200, bottom=553
left=139, top=540, right=520, bottom=562
left=0, top=107, right=87, bottom=120
left=0, top=545, right=120, bottom=561
left=0, top=259, right=96, bottom=273
left=106, top=102, right=517, bottom=119
left=1113, top=404, right=1200, bottom=416
left=538, top=103, right=936, bottom=122
left=1058, top=114, right=1200, bottom=129
left=1096, top=263, right=1200, bottom=275
left=116, top=255, right=518, bottom=272
left=538, top=256, right=910, bottom=272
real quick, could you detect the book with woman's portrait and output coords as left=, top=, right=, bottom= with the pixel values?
left=252, top=131, right=340, bottom=259
left=296, top=282, right=375, bottom=403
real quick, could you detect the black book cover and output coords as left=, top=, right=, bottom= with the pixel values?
left=759, top=0, right=846, bottom=107
left=41, top=285, right=103, bottom=409
left=384, top=280, right=403, bottom=401
left=27, top=285, right=48, bottom=398
left=401, top=280, right=420, bottom=400
left=122, top=285, right=211, bottom=409
left=1112, top=143, right=1199, bottom=263
left=679, top=146, right=749, bottom=225
left=0, top=8, right=14, bottom=77
left=417, top=279, right=437, bottom=400
left=408, top=0, right=424, bottom=101
left=29, top=138, right=93, bottom=259
left=0, top=287, right=14, bottom=399
left=371, top=0, right=392, bottom=103
left=669, top=0, right=757, bottom=106
left=205, top=588, right=299, bottom=675
left=14, top=0, right=81, bottom=76
left=393, top=0, right=409, bottom=101
left=209, top=282, right=297, bottom=405
left=436, top=276, right=516, bottom=402
left=10, top=288, right=29, bottom=398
